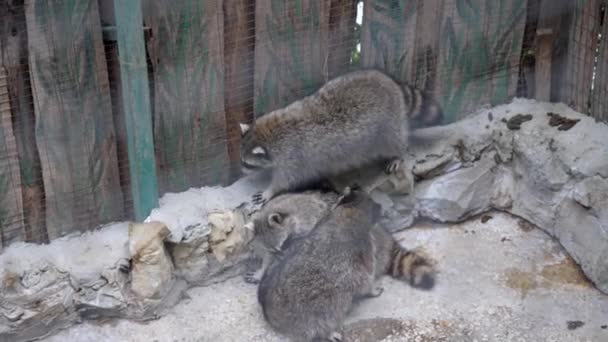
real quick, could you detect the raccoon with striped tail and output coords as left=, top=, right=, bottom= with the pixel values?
left=239, top=69, right=443, bottom=205
left=257, top=188, right=436, bottom=342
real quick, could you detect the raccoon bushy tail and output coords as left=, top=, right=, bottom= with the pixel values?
left=387, top=242, right=436, bottom=290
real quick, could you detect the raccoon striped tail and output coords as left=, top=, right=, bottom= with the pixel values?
left=402, top=83, right=443, bottom=129
left=388, top=243, right=436, bottom=290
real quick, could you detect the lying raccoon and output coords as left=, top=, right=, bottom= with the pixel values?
left=257, top=189, right=436, bottom=342
left=244, top=190, right=340, bottom=284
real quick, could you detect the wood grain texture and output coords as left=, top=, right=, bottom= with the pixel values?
left=25, top=0, right=123, bottom=238
left=0, top=0, right=47, bottom=244
left=550, top=0, right=602, bottom=114
left=361, top=0, right=528, bottom=122
left=143, top=0, right=230, bottom=193
left=591, top=2, right=608, bottom=123
left=436, top=0, right=528, bottom=121
left=114, top=0, right=159, bottom=221
left=223, top=0, right=255, bottom=180
left=360, top=0, right=419, bottom=82
left=0, top=67, right=25, bottom=250
left=253, top=0, right=356, bottom=117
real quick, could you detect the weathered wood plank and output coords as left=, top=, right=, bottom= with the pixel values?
left=361, top=0, right=528, bottom=122
left=99, top=0, right=135, bottom=220
left=591, top=2, right=608, bottom=123
left=551, top=0, right=602, bottom=113
left=436, top=0, right=528, bottom=121
left=328, top=0, right=358, bottom=79
left=254, top=0, right=355, bottom=117
left=0, top=0, right=47, bottom=244
left=360, top=0, right=419, bottom=83
left=25, top=0, right=123, bottom=238
left=115, top=0, right=159, bottom=220
left=223, top=0, right=255, bottom=180
left=143, top=0, right=230, bottom=193
left=0, top=66, right=25, bottom=250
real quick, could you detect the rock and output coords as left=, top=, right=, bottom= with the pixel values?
left=375, top=100, right=608, bottom=294
left=128, top=222, right=174, bottom=300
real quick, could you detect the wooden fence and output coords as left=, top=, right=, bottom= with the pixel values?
left=0, top=0, right=606, bottom=249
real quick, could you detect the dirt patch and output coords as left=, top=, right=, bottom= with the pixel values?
left=504, top=268, right=538, bottom=298
left=517, top=219, right=537, bottom=232
left=344, top=318, right=468, bottom=342
left=540, top=256, right=593, bottom=288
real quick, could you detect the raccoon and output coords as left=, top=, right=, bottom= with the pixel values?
left=257, top=189, right=436, bottom=342
left=243, top=190, right=340, bottom=284
left=239, top=69, right=443, bottom=205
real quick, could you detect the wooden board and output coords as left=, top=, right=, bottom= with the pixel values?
left=360, top=0, right=419, bottom=82
left=554, top=0, right=602, bottom=114
left=0, top=67, right=25, bottom=250
left=25, top=0, right=123, bottom=239
left=114, top=0, right=159, bottom=221
left=223, top=0, right=256, bottom=180
left=0, top=0, right=47, bottom=244
left=436, top=0, right=528, bottom=121
left=143, top=0, right=230, bottom=194
left=361, top=0, right=528, bottom=122
left=253, top=0, right=356, bottom=117
left=591, top=3, right=608, bottom=123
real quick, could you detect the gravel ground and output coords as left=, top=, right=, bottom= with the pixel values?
left=43, top=211, right=608, bottom=342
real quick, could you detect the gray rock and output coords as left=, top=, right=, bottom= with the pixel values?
left=369, top=100, right=608, bottom=294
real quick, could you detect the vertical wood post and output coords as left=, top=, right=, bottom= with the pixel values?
left=534, top=28, right=553, bottom=102
left=113, top=0, right=158, bottom=221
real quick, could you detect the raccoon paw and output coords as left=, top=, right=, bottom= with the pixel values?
left=252, top=191, right=268, bottom=205
left=328, top=332, right=343, bottom=342
left=244, top=271, right=262, bottom=284
left=385, top=158, right=403, bottom=174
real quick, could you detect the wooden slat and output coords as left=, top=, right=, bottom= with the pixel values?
left=254, top=0, right=355, bottom=117
left=360, top=0, right=419, bottom=82
left=327, top=0, right=358, bottom=79
left=25, top=0, right=123, bottom=238
left=545, top=0, right=602, bottom=114
left=0, top=67, right=25, bottom=250
left=223, top=0, right=256, bottom=180
left=143, top=0, right=230, bottom=193
left=361, top=0, right=528, bottom=122
left=0, top=1, right=47, bottom=244
left=436, top=0, right=528, bottom=121
left=591, top=2, right=608, bottom=123
left=114, top=0, right=159, bottom=220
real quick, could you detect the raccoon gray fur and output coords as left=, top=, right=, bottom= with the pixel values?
left=257, top=189, right=436, bottom=342
left=239, top=69, right=443, bottom=205
left=243, top=190, right=340, bottom=284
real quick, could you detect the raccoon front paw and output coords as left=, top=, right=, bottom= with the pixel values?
left=385, top=158, right=403, bottom=174
left=328, top=332, right=343, bottom=342
left=244, top=270, right=262, bottom=284
left=252, top=191, right=268, bottom=205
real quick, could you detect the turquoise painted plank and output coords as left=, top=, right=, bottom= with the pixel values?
left=113, top=0, right=159, bottom=220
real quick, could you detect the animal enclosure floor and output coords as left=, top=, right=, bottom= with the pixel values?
left=43, top=212, right=608, bottom=342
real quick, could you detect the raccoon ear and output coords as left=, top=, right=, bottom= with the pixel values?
left=268, top=213, right=284, bottom=227
left=252, top=146, right=266, bottom=156
left=239, top=123, right=250, bottom=136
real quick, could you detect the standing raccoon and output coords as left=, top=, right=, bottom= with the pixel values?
left=239, top=69, right=443, bottom=204
left=243, top=190, right=339, bottom=284
left=258, top=189, right=436, bottom=342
